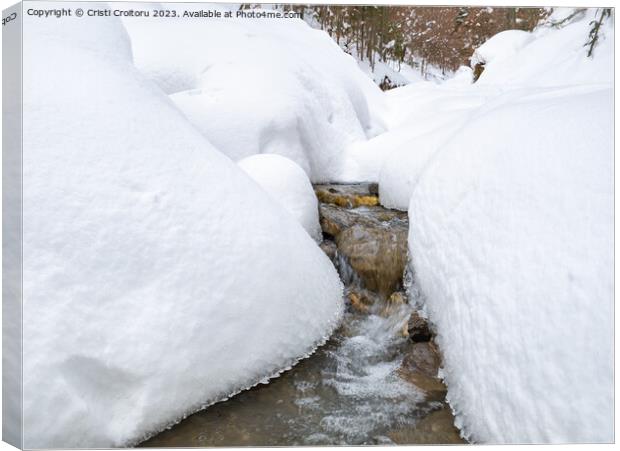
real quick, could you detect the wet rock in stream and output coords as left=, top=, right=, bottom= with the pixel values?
left=408, top=311, right=432, bottom=343
left=398, top=341, right=447, bottom=403
left=319, top=203, right=407, bottom=238
left=319, top=239, right=338, bottom=261
left=336, top=225, right=408, bottom=298
left=315, top=183, right=381, bottom=208
left=347, top=289, right=375, bottom=314
left=316, top=183, right=409, bottom=299
left=389, top=406, right=464, bottom=445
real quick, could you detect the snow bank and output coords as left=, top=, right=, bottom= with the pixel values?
left=123, top=6, right=385, bottom=182
left=409, top=84, right=613, bottom=444
left=476, top=10, right=613, bottom=87
left=238, top=154, right=322, bottom=242
left=22, top=5, right=343, bottom=448
left=381, top=9, right=614, bottom=444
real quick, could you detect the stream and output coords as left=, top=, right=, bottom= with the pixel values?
left=141, top=184, right=464, bottom=447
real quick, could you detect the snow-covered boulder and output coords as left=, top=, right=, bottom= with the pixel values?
left=22, top=9, right=343, bottom=448
left=123, top=7, right=385, bottom=182
left=238, top=154, right=322, bottom=242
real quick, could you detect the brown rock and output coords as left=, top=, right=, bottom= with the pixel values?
left=399, top=372, right=447, bottom=403
left=335, top=224, right=408, bottom=298
left=402, top=341, right=441, bottom=377
left=389, top=291, right=406, bottom=304
left=314, top=184, right=379, bottom=208
left=347, top=291, right=370, bottom=313
left=389, top=406, right=465, bottom=444
left=408, top=312, right=432, bottom=342
left=318, top=203, right=408, bottom=239
left=318, top=204, right=367, bottom=237
left=319, top=240, right=337, bottom=261
left=398, top=341, right=446, bottom=402
left=380, top=291, right=407, bottom=317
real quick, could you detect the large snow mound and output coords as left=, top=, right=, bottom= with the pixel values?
left=238, top=154, right=322, bottom=242
left=408, top=85, right=613, bottom=444
left=21, top=6, right=343, bottom=448
left=378, top=9, right=614, bottom=444
left=123, top=6, right=385, bottom=183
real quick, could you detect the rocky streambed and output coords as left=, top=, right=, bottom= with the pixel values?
left=141, top=183, right=464, bottom=447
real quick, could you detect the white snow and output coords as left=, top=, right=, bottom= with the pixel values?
left=21, top=5, right=344, bottom=448
left=373, top=8, right=613, bottom=444
left=376, top=82, right=489, bottom=209
left=469, top=29, right=533, bottom=68
left=340, top=80, right=490, bottom=198
left=238, top=154, right=322, bottom=242
left=408, top=84, right=613, bottom=444
left=475, top=11, right=613, bottom=87
left=123, top=7, right=385, bottom=183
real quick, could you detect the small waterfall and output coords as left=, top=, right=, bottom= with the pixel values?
left=334, top=251, right=362, bottom=289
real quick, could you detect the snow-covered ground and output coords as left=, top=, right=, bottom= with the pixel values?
left=21, top=3, right=346, bottom=447
left=363, top=8, right=613, bottom=444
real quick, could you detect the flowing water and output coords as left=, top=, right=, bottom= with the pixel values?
left=141, top=184, right=463, bottom=447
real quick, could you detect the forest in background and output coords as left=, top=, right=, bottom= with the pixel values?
left=252, top=5, right=547, bottom=80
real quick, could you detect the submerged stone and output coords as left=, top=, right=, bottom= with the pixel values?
left=389, top=407, right=465, bottom=444
left=346, top=288, right=381, bottom=314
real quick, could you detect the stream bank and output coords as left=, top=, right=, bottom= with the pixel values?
left=141, top=183, right=464, bottom=447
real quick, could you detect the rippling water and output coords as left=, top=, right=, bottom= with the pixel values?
left=140, top=304, right=443, bottom=447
